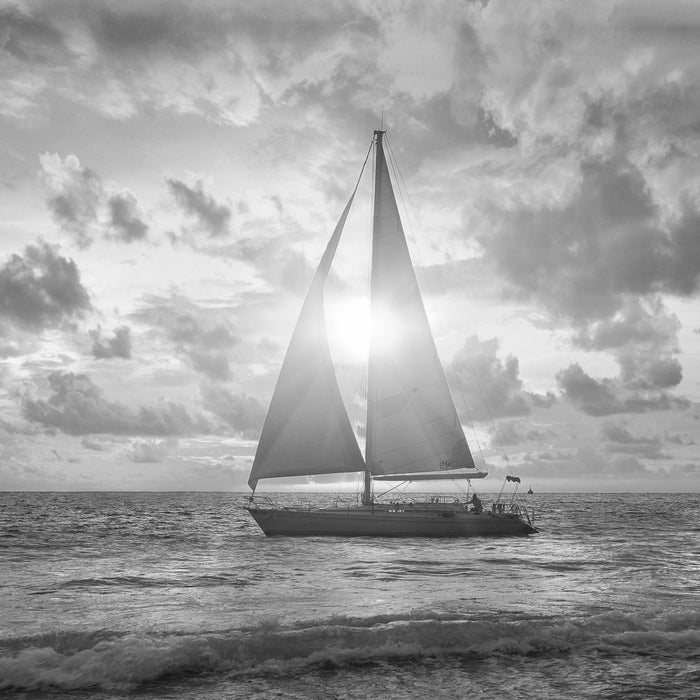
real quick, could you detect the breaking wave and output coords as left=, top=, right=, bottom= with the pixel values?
left=1, top=609, right=698, bottom=693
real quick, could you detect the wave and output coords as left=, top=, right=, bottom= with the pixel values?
left=1, top=609, right=698, bottom=692
left=29, top=573, right=254, bottom=594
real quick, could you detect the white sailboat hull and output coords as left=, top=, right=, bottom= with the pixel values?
left=246, top=503, right=537, bottom=537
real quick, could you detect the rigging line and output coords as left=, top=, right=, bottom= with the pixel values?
left=467, top=355, right=512, bottom=471
left=383, top=135, right=488, bottom=468
left=352, top=138, right=375, bottom=196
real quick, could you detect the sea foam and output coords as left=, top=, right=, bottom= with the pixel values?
left=1, top=609, right=698, bottom=692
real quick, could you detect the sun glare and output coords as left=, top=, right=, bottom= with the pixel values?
left=326, top=298, right=371, bottom=363
left=326, top=298, right=401, bottom=363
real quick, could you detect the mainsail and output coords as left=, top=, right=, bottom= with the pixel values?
left=248, top=192, right=366, bottom=490
left=365, top=131, right=477, bottom=480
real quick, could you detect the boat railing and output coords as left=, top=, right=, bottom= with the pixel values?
left=491, top=499, right=535, bottom=525
left=245, top=495, right=278, bottom=510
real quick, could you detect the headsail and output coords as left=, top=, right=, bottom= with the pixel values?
left=365, top=131, right=479, bottom=481
left=248, top=191, right=366, bottom=490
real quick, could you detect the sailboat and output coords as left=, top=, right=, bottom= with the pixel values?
left=245, top=130, right=537, bottom=537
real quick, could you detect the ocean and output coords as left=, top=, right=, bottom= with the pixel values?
left=0, top=491, right=698, bottom=699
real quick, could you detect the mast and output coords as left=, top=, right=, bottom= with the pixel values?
left=363, top=129, right=386, bottom=505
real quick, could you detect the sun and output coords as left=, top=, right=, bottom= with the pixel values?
left=326, top=297, right=401, bottom=364
left=325, top=297, right=371, bottom=363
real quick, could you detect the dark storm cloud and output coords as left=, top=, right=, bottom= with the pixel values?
left=166, top=178, right=231, bottom=238
left=450, top=336, right=553, bottom=421
left=132, top=295, right=237, bottom=381
left=199, top=382, right=265, bottom=439
left=22, top=371, right=214, bottom=436
left=0, top=240, right=91, bottom=332
left=107, top=192, right=148, bottom=242
left=89, top=325, right=132, bottom=359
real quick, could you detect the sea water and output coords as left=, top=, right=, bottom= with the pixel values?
left=0, top=491, right=698, bottom=699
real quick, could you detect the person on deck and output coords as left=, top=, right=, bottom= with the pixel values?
left=471, top=493, right=483, bottom=514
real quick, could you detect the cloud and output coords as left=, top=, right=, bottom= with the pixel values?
left=463, top=4, right=700, bottom=408
left=166, top=178, right=231, bottom=238
left=81, top=437, right=106, bottom=451
left=40, top=153, right=149, bottom=246
left=0, top=240, right=91, bottom=333
left=451, top=336, right=553, bottom=421
left=199, top=382, right=265, bottom=439
left=107, top=191, right=148, bottom=242
left=556, top=363, right=689, bottom=416
left=573, top=298, right=680, bottom=352
left=22, top=371, right=214, bottom=436
left=520, top=446, right=656, bottom=479
left=133, top=295, right=237, bottom=381
left=90, top=325, right=132, bottom=359
left=599, top=420, right=656, bottom=445
left=0, top=2, right=381, bottom=125
left=0, top=4, right=70, bottom=121
left=572, top=298, right=683, bottom=392
left=128, top=438, right=176, bottom=463
left=40, top=153, right=103, bottom=248
left=598, top=420, right=667, bottom=458
left=479, top=158, right=700, bottom=327
left=490, top=419, right=551, bottom=447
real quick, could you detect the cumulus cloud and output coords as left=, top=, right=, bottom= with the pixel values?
left=40, top=153, right=149, bottom=246
left=128, top=438, right=176, bottom=463
left=0, top=240, right=91, bottom=333
left=598, top=420, right=666, bottom=459
left=450, top=336, right=552, bottom=421
left=556, top=363, right=689, bottom=416
left=479, top=158, right=700, bottom=326
left=199, top=382, right=265, bottom=439
left=107, top=192, right=148, bottom=242
left=40, top=153, right=103, bottom=248
left=460, top=3, right=700, bottom=417
left=166, top=178, right=231, bottom=238
left=81, top=437, right=106, bottom=451
left=90, top=325, right=132, bottom=359
left=22, top=371, right=214, bottom=436
left=490, top=419, right=551, bottom=447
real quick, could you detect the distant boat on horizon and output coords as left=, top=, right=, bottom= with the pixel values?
left=528, top=485, right=534, bottom=494
left=245, top=130, right=537, bottom=537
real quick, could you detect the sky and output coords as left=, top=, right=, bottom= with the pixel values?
left=1, top=0, right=699, bottom=493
